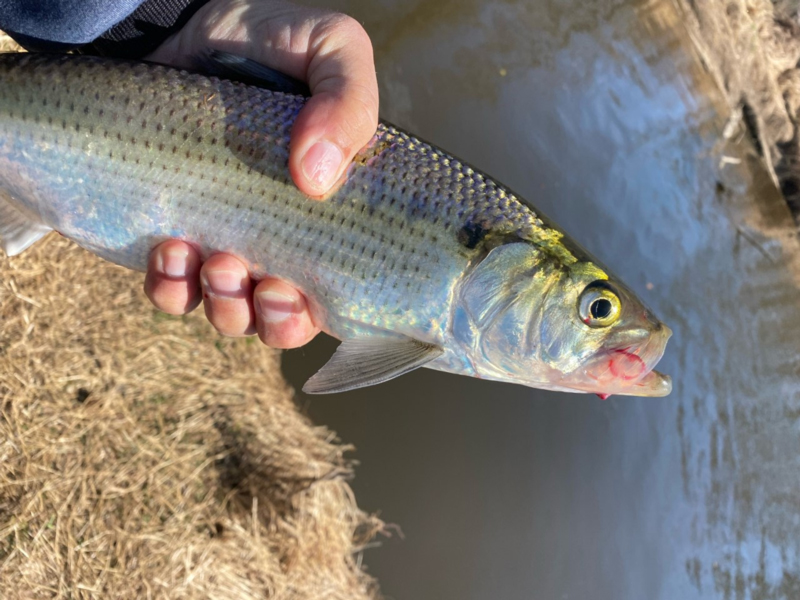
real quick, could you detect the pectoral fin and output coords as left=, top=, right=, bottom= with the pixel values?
left=0, top=191, right=51, bottom=256
left=302, top=337, right=444, bottom=394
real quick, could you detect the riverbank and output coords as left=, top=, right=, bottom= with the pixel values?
left=686, top=0, right=800, bottom=222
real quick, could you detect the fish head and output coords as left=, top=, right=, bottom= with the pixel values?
left=455, top=242, right=672, bottom=398
left=535, top=260, right=673, bottom=398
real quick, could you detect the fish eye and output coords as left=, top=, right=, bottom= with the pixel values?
left=578, top=281, right=621, bottom=327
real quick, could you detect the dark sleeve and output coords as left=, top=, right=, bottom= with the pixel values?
left=0, top=0, right=211, bottom=58
left=84, top=0, right=212, bottom=58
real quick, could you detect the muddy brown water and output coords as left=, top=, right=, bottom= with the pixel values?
left=281, top=0, right=800, bottom=598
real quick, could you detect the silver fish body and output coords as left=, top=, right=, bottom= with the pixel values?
left=0, top=53, right=672, bottom=397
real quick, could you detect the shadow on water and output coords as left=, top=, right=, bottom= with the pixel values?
left=281, top=0, right=800, bottom=598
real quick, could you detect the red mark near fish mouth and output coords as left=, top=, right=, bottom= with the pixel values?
left=607, top=348, right=646, bottom=381
left=588, top=348, right=650, bottom=399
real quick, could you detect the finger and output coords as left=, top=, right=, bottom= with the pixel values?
left=145, top=3, right=379, bottom=197
left=254, top=278, right=319, bottom=349
left=144, top=240, right=202, bottom=315
left=200, top=253, right=256, bottom=336
left=289, top=15, right=379, bottom=196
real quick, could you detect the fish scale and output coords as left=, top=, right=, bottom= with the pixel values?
left=0, top=52, right=672, bottom=397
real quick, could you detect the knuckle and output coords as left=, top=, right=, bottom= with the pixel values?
left=257, top=324, right=281, bottom=348
left=310, top=81, right=378, bottom=150
left=258, top=316, right=314, bottom=350
left=350, top=83, right=380, bottom=128
left=143, top=274, right=159, bottom=302
left=337, top=104, right=378, bottom=150
left=323, top=14, right=372, bottom=51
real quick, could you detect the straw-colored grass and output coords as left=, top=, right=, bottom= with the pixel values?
left=0, top=237, right=383, bottom=599
left=685, top=0, right=800, bottom=221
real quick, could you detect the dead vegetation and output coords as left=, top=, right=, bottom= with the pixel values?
left=684, top=0, right=800, bottom=221
left=0, top=237, right=383, bottom=599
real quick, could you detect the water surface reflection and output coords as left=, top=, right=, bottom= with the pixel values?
left=282, top=0, right=800, bottom=598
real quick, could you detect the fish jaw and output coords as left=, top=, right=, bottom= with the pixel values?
left=613, top=369, right=673, bottom=397
left=573, top=323, right=673, bottom=398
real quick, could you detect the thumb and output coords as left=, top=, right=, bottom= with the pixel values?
left=146, top=1, right=379, bottom=197
left=288, top=15, right=379, bottom=197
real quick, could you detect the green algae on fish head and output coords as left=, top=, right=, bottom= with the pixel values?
left=451, top=241, right=671, bottom=398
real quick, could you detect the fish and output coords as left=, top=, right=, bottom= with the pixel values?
left=0, top=51, right=672, bottom=398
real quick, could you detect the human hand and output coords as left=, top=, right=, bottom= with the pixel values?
left=142, top=0, right=379, bottom=347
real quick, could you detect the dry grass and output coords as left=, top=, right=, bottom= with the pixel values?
left=683, top=0, right=800, bottom=222
left=0, top=237, right=383, bottom=599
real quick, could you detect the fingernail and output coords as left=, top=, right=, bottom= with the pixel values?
left=301, top=141, right=343, bottom=192
left=257, top=290, right=299, bottom=323
left=202, top=269, right=245, bottom=297
left=158, top=246, right=189, bottom=278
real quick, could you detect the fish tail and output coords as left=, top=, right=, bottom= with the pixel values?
left=0, top=190, right=52, bottom=256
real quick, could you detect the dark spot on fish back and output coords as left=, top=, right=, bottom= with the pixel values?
left=458, top=220, right=489, bottom=250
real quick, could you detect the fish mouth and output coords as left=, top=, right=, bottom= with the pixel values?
left=578, top=324, right=673, bottom=398
left=613, top=368, right=672, bottom=397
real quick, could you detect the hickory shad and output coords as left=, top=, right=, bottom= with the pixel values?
left=0, top=52, right=672, bottom=397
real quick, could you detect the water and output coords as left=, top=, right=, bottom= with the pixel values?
left=280, top=1, right=800, bottom=598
